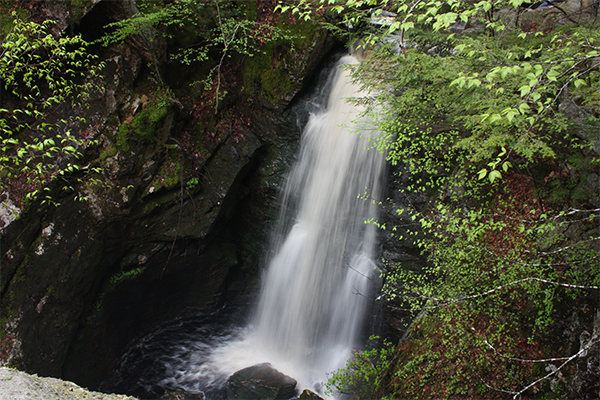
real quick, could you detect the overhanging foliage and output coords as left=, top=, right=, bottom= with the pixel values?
left=0, top=12, right=103, bottom=209
left=276, top=0, right=600, bottom=398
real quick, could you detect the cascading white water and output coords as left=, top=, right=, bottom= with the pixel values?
left=207, top=54, right=387, bottom=393
left=100, top=54, right=386, bottom=400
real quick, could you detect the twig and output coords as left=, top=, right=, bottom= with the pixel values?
left=213, top=0, right=241, bottom=114
left=162, top=140, right=185, bottom=277
left=484, top=339, right=572, bottom=363
left=346, top=262, right=376, bottom=282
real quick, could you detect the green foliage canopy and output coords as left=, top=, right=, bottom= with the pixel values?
left=277, top=0, right=600, bottom=398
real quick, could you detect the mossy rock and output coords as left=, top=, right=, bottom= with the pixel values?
left=99, top=145, right=118, bottom=161
left=65, top=0, right=99, bottom=26
left=117, top=90, right=174, bottom=150
left=0, top=5, right=27, bottom=37
left=116, top=123, right=132, bottom=152
left=130, top=100, right=170, bottom=139
left=242, top=44, right=292, bottom=104
left=146, top=155, right=182, bottom=194
left=242, top=20, right=331, bottom=106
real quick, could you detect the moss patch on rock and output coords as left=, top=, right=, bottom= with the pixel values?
left=129, top=93, right=171, bottom=139
left=0, top=295, right=19, bottom=367
left=117, top=89, right=174, bottom=151
left=147, top=155, right=182, bottom=194
left=242, top=20, right=321, bottom=105
left=99, top=145, right=118, bottom=161
left=116, top=123, right=131, bottom=152
left=0, top=3, right=27, bottom=37
left=242, top=43, right=292, bottom=104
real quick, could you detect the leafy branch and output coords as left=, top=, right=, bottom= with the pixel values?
left=1, top=13, right=103, bottom=209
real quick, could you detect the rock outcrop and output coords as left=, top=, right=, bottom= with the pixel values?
left=0, top=367, right=137, bottom=400
left=298, top=389, right=325, bottom=400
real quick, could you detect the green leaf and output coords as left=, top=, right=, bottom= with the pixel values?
left=503, top=108, right=519, bottom=123
left=547, top=68, right=560, bottom=82
left=519, top=85, right=530, bottom=97
left=489, top=113, right=502, bottom=123
left=519, top=102, right=531, bottom=115
left=401, top=21, right=414, bottom=30
left=488, top=169, right=502, bottom=183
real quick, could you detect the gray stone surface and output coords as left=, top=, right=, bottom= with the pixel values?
left=0, top=367, right=137, bottom=400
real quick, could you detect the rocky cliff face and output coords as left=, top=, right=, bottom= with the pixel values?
left=0, top=0, right=337, bottom=390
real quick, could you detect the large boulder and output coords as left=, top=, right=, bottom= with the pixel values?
left=226, top=363, right=297, bottom=400
left=299, top=389, right=325, bottom=400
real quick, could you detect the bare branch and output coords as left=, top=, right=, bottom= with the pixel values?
left=511, top=333, right=599, bottom=399
left=484, top=340, right=572, bottom=363
left=402, top=276, right=600, bottom=312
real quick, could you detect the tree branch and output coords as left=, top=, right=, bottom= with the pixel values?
left=404, top=276, right=600, bottom=311
left=511, top=333, right=599, bottom=399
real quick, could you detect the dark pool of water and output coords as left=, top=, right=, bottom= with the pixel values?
left=100, top=304, right=250, bottom=399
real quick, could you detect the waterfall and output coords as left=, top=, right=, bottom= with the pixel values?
left=209, top=54, right=386, bottom=393
left=103, top=54, right=387, bottom=399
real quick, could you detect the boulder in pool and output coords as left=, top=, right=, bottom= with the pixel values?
left=226, top=363, right=297, bottom=400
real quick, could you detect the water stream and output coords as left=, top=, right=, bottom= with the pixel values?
left=103, top=54, right=386, bottom=399
left=209, top=54, right=386, bottom=392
